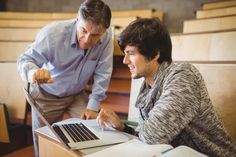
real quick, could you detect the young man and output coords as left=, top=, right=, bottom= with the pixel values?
left=97, top=18, right=236, bottom=157
left=17, top=0, right=113, bottom=156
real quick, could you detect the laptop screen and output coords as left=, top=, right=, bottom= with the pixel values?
left=23, top=88, right=102, bottom=148
left=23, top=88, right=130, bottom=150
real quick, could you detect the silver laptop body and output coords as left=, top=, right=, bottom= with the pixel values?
left=23, top=88, right=130, bottom=150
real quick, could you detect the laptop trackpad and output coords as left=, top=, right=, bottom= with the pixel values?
left=84, top=120, right=130, bottom=143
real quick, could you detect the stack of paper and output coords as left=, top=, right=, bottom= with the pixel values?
left=84, top=139, right=172, bottom=157
left=84, top=139, right=208, bottom=157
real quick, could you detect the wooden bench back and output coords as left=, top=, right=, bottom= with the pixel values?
left=0, top=62, right=27, bottom=120
left=183, top=15, right=236, bottom=33
left=0, top=10, right=163, bottom=20
left=202, top=0, right=236, bottom=10
left=171, top=30, right=236, bottom=61
left=0, top=28, right=39, bottom=41
left=196, top=6, right=236, bottom=19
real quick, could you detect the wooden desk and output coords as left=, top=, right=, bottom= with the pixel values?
left=35, top=122, right=133, bottom=157
left=38, top=134, right=79, bottom=157
left=36, top=126, right=81, bottom=157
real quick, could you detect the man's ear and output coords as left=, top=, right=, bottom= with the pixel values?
left=154, top=51, right=160, bottom=62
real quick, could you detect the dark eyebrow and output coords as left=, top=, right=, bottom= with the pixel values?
left=80, top=26, right=102, bottom=36
left=81, top=27, right=87, bottom=32
left=125, top=50, right=134, bottom=54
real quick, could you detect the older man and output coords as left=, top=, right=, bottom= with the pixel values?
left=17, top=0, right=113, bottom=156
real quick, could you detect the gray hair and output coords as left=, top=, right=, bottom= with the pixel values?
left=78, top=0, right=111, bottom=29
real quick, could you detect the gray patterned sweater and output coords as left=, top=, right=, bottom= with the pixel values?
left=134, top=62, right=236, bottom=157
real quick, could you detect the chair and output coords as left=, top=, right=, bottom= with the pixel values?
left=0, top=102, right=10, bottom=143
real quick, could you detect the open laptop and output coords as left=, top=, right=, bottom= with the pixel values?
left=23, top=88, right=130, bottom=150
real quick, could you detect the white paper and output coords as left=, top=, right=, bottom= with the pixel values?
left=160, top=145, right=208, bottom=157
left=84, top=139, right=173, bottom=157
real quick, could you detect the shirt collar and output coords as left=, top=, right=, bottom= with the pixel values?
left=151, top=61, right=171, bottom=88
left=99, top=30, right=107, bottom=44
left=70, top=20, right=77, bottom=47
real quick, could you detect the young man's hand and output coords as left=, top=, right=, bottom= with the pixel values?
left=80, top=108, right=98, bottom=120
left=96, top=108, right=125, bottom=131
left=32, top=68, right=53, bottom=84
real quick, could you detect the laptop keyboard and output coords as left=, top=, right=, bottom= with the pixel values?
left=56, top=123, right=99, bottom=143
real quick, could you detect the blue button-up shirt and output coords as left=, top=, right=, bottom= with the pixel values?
left=17, top=19, right=113, bottom=111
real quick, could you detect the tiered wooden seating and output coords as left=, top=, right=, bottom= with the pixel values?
left=0, top=42, right=31, bottom=61
left=0, top=63, right=27, bottom=121
left=184, top=0, right=236, bottom=33
left=111, top=17, right=138, bottom=30
left=0, top=9, right=163, bottom=29
left=0, top=12, right=76, bottom=20
left=0, top=28, right=39, bottom=41
left=202, top=0, right=236, bottom=10
left=0, top=28, right=36, bottom=62
left=112, top=9, right=164, bottom=20
left=0, top=18, right=139, bottom=29
left=171, top=30, right=236, bottom=61
left=196, top=6, right=236, bottom=19
left=0, top=24, right=29, bottom=122
left=183, top=15, right=236, bottom=33
left=0, top=9, right=163, bottom=20
left=0, top=19, right=53, bottom=28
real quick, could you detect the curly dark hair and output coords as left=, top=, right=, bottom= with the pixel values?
left=118, top=18, right=172, bottom=64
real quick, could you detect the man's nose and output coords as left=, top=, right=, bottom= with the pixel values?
left=123, top=54, right=130, bottom=64
left=84, top=34, right=92, bottom=43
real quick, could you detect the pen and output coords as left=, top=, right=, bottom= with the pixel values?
left=121, top=120, right=138, bottom=127
left=161, top=148, right=173, bottom=154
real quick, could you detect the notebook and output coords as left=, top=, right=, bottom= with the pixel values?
left=84, top=139, right=208, bottom=157
left=23, top=88, right=130, bottom=150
